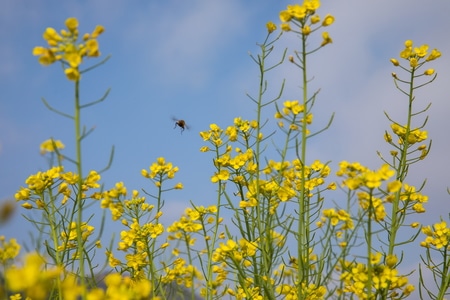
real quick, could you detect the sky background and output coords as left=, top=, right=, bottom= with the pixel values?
left=1, top=0, right=450, bottom=295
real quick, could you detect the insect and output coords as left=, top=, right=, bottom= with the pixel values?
left=172, top=117, right=188, bottom=133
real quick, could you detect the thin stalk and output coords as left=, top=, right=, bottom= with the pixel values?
left=254, top=42, right=273, bottom=299
left=205, top=146, right=223, bottom=300
left=298, top=27, right=310, bottom=295
left=436, top=250, right=450, bottom=300
left=74, top=79, right=87, bottom=297
left=388, top=67, right=416, bottom=257
left=366, top=190, right=374, bottom=300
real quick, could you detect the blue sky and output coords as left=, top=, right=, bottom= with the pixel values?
left=2, top=0, right=450, bottom=292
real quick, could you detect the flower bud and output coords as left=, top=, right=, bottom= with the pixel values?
left=266, top=21, right=276, bottom=34
left=386, top=254, right=398, bottom=268
left=322, top=14, right=335, bottom=26
left=390, top=58, right=399, bottom=66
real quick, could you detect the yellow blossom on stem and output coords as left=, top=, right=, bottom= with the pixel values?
left=266, top=21, right=277, bottom=33
left=281, top=23, right=291, bottom=32
left=211, top=169, right=230, bottom=183
left=390, top=58, right=399, bottom=66
left=33, top=17, right=105, bottom=81
left=5, top=253, right=62, bottom=299
left=322, top=14, right=334, bottom=26
left=321, top=31, right=332, bottom=46
left=40, top=139, right=65, bottom=155
left=426, top=48, right=441, bottom=61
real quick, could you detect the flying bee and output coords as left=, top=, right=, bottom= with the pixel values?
left=172, top=117, right=189, bottom=133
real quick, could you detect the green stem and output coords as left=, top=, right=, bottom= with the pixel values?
left=437, top=249, right=450, bottom=300
left=298, top=27, right=310, bottom=294
left=74, top=79, right=87, bottom=296
left=366, top=204, right=373, bottom=300
left=388, top=67, right=416, bottom=257
left=46, top=189, right=63, bottom=300
left=205, top=147, right=223, bottom=300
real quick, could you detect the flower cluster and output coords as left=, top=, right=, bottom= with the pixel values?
left=421, top=221, right=450, bottom=249
left=79, top=273, right=153, bottom=300
left=340, top=254, right=415, bottom=298
left=200, top=117, right=259, bottom=151
left=212, top=147, right=256, bottom=183
left=279, top=0, right=334, bottom=47
left=161, top=257, right=203, bottom=289
left=212, top=239, right=258, bottom=266
left=337, top=162, right=395, bottom=190
left=167, top=206, right=220, bottom=261
left=0, top=236, right=20, bottom=265
left=141, top=157, right=182, bottom=189
left=15, top=166, right=101, bottom=208
left=200, top=119, right=260, bottom=184
left=395, top=183, right=428, bottom=214
left=240, top=159, right=333, bottom=215
left=387, top=123, right=428, bottom=146
left=5, top=252, right=154, bottom=300
left=40, top=139, right=65, bottom=155
left=390, top=40, right=441, bottom=70
left=275, top=100, right=313, bottom=133
left=168, top=206, right=218, bottom=235
left=318, top=208, right=354, bottom=231
left=5, top=253, right=62, bottom=300
left=107, top=216, right=166, bottom=279
left=276, top=282, right=326, bottom=300
left=33, top=17, right=104, bottom=81
left=58, top=221, right=95, bottom=253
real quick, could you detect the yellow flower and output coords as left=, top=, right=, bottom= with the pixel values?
left=86, top=39, right=100, bottom=57
left=424, top=68, right=435, bottom=75
left=279, top=10, right=292, bottom=23
left=302, top=25, right=311, bottom=35
left=65, top=17, right=79, bottom=32
left=21, top=202, right=33, bottom=209
left=5, top=253, right=62, bottom=299
left=321, top=31, right=332, bottom=46
left=281, top=23, right=291, bottom=32
left=304, top=0, right=320, bottom=11
left=266, top=21, right=277, bottom=34
left=0, top=237, right=21, bottom=263
left=414, top=44, right=428, bottom=58
left=390, top=58, right=399, bottom=66
left=32, top=47, right=56, bottom=65
left=91, top=25, right=105, bottom=38
left=310, top=15, right=320, bottom=24
left=65, top=67, right=80, bottom=81
left=287, top=4, right=307, bottom=20
left=322, top=14, right=334, bottom=26
left=426, top=49, right=441, bottom=61
left=386, top=254, right=398, bottom=268
left=33, top=17, right=104, bottom=82
left=40, top=139, right=65, bottom=154
left=387, top=180, right=402, bottom=193
left=43, top=27, right=62, bottom=45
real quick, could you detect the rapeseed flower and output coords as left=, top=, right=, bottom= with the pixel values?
left=39, top=139, right=65, bottom=154
left=395, top=39, right=441, bottom=70
left=33, top=17, right=105, bottom=81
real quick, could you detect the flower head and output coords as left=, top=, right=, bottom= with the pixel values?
left=266, top=21, right=277, bottom=34
left=33, top=17, right=105, bottom=81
